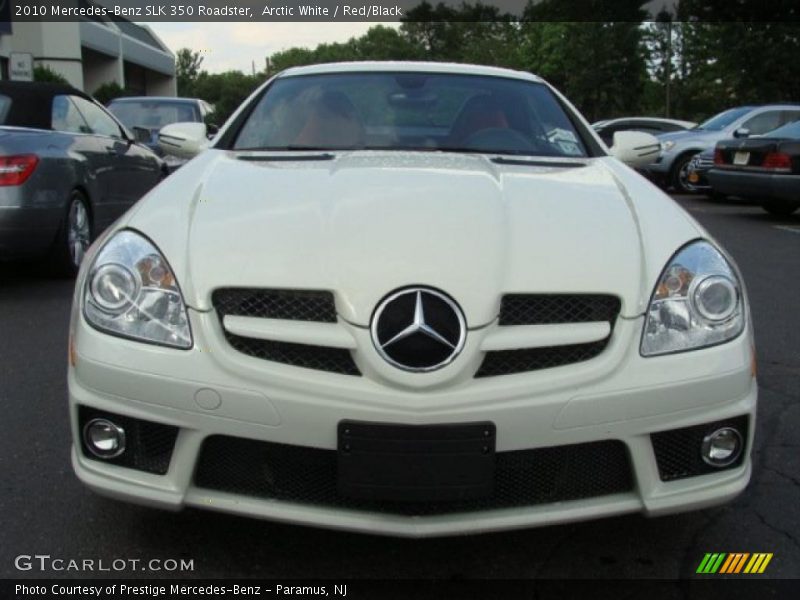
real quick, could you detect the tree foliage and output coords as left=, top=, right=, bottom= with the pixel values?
left=176, top=48, right=204, bottom=96
left=175, top=4, right=800, bottom=127
left=191, top=70, right=261, bottom=125
left=92, top=82, right=129, bottom=105
left=33, top=66, right=69, bottom=85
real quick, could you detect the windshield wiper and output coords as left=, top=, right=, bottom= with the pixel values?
left=236, top=150, right=335, bottom=162
left=491, top=156, right=587, bottom=168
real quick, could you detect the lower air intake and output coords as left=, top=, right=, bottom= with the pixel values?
left=194, top=436, right=634, bottom=516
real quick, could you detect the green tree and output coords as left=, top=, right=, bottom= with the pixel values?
left=92, top=82, right=129, bottom=105
left=33, top=66, right=69, bottom=85
left=400, top=2, right=520, bottom=64
left=176, top=48, right=204, bottom=96
left=268, top=47, right=317, bottom=73
left=191, top=70, right=262, bottom=125
left=353, top=26, right=422, bottom=61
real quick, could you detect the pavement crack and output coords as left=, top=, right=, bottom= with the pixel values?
left=753, top=509, right=800, bottom=552
left=679, top=509, right=729, bottom=578
left=762, top=465, right=800, bottom=489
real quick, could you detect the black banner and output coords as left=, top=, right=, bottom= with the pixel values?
left=4, top=579, right=800, bottom=600
left=6, top=0, right=800, bottom=22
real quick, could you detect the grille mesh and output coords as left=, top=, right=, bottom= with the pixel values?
left=223, top=332, right=360, bottom=375
left=475, top=340, right=608, bottom=378
left=213, top=288, right=360, bottom=375
left=477, top=294, right=621, bottom=377
left=78, top=406, right=178, bottom=475
left=212, top=288, right=337, bottom=322
left=499, top=294, right=621, bottom=326
left=651, top=416, right=749, bottom=481
left=194, top=436, right=633, bottom=516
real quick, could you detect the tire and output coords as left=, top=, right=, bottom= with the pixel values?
left=50, top=190, right=92, bottom=277
left=670, top=153, right=700, bottom=194
left=762, top=202, right=800, bottom=217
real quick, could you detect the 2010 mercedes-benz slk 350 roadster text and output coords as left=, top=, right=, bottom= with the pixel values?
left=68, top=62, right=756, bottom=537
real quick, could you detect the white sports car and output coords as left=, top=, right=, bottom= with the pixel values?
left=68, top=62, right=756, bottom=537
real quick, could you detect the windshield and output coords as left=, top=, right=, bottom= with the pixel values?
left=231, top=73, right=589, bottom=158
left=696, top=107, right=752, bottom=131
left=764, top=120, right=800, bottom=139
left=108, top=100, right=200, bottom=130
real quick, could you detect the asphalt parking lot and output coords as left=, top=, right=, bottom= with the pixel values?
left=1, top=195, right=798, bottom=580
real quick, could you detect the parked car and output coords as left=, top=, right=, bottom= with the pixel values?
left=592, top=117, right=696, bottom=147
left=685, top=148, right=716, bottom=194
left=70, top=62, right=755, bottom=537
left=107, top=96, right=215, bottom=171
left=648, top=104, right=800, bottom=193
left=0, top=81, right=165, bottom=274
left=707, top=119, right=800, bottom=216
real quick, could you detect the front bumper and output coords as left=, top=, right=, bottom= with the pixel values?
left=69, top=309, right=757, bottom=537
left=707, top=169, right=800, bottom=203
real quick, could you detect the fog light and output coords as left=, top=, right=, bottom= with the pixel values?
left=83, top=418, right=126, bottom=459
left=701, top=427, right=742, bottom=467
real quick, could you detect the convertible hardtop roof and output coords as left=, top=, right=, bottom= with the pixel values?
left=0, top=80, right=92, bottom=130
left=278, top=61, right=544, bottom=83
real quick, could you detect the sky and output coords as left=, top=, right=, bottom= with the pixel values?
left=145, top=23, right=396, bottom=74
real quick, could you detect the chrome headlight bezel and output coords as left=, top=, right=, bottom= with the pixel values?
left=82, top=229, right=193, bottom=350
left=640, top=239, right=745, bottom=357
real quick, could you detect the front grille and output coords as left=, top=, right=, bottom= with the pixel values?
left=695, top=156, right=714, bottom=169
left=475, top=340, right=608, bottom=378
left=224, top=332, right=361, bottom=375
left=194, top=436, right=633, bottom=516
left=213, top=288, right=360, bottom=375
left=499, top=294, right=621, bottom=326
left=78, top=406, right=178, bottom=475
left=651, top=416, right=749, bottom=481
left=212, top=288, right=337, bottom=322
left=477, top=294, right=621, bottom=377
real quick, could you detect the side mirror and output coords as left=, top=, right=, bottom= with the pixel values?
left=206, top=123, right=219, bottom=139
left=733, top=127, right=750, bottom=138
left=158, top=122, right=209, bottom=159
left=610, top=131, right=660, bottom=168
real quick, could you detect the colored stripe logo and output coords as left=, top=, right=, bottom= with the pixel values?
left=696, top=553, right=773, bottom=574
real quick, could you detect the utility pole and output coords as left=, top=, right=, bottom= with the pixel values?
left=655, top=8, right=672, bottom=118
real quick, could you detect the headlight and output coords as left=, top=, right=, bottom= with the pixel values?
left=84, top=230, right=192, bottom=349
left=641, top=240, right=744, bottom=356
left=661, top=140, right=676, bottom=152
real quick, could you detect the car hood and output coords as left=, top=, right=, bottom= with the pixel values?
left=124, top=150, right=703, bottom=326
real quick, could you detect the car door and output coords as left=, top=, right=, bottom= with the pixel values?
left=739, top=110, right=783, bottom=137
left=50, top=95, right=112, bottom=224
left=70, top=96, right=160, bottom=221
left=780, top=110, right=800, bottom=127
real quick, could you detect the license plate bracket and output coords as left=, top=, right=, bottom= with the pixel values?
left=337, top=421, right=496, bottom=502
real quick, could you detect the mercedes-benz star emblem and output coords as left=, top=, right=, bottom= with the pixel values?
left=371, top=288, right=466, bottom=372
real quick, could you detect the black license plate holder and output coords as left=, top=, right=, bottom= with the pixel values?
left=337, top=421, right=496, bottom=502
